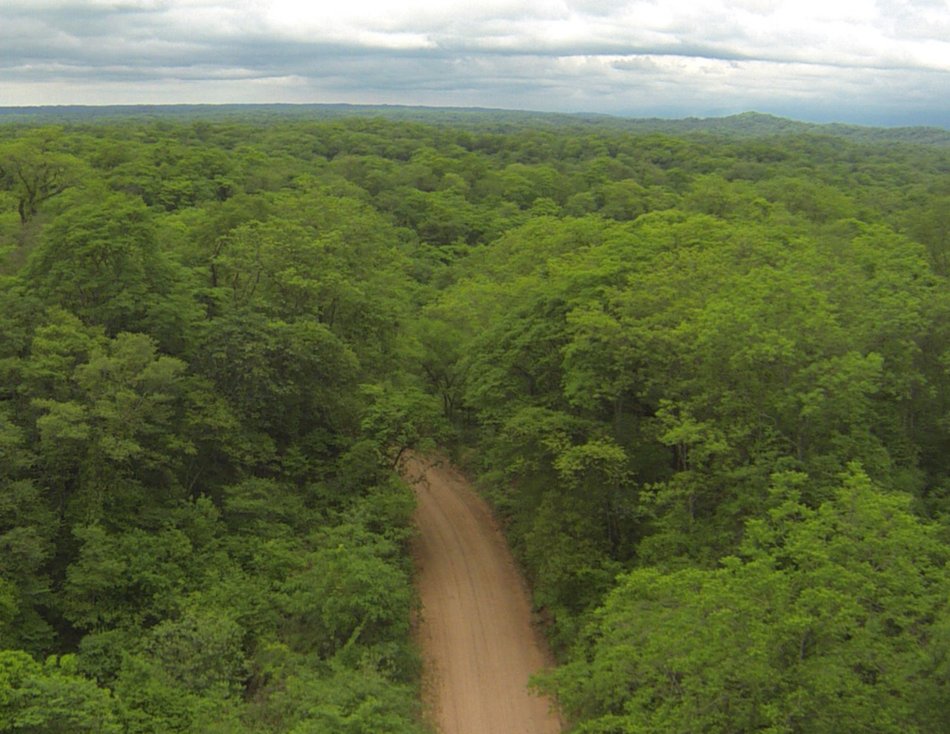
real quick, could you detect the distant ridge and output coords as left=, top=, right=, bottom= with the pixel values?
left=639, top=111, right=950, bottom=147
left=0, top=104, right=947, bottom=147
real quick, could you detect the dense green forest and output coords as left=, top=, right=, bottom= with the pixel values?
left=0, top=110, right=948, bottom=732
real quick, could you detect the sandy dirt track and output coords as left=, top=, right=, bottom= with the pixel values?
left=404, top=455, right=562, bottom=734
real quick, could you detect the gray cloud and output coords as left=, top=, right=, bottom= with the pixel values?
left=0, top=0, right=947, bottom=125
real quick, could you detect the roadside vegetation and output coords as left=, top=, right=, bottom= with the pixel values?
left=1, top=110, right=947, bottom=732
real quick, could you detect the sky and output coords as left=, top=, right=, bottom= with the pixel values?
left=0, top=0, right=948, bottom=126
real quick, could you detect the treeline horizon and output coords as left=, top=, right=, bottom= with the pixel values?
left=1, top=111, right=948, bottom=732
left=1, top=105, right=948, bottom=146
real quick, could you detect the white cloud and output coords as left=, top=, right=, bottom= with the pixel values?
left=0, top=0, right=946, bottom=124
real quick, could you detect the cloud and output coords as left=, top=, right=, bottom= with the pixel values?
left=0, top=0, right=946, bottom=125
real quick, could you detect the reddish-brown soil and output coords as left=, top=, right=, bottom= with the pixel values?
left=403, top=454, right=563, bottom=734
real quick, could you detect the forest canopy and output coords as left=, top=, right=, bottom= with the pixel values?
left=0, top=110, right=948, bottom=733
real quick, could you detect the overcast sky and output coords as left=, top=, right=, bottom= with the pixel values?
left=0, top=0, right=947, bottom=126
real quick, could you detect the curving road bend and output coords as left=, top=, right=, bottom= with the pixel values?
left=403, top=454, right=562, bottom=734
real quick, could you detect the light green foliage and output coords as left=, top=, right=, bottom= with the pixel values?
left=144, top=609, right=247, bottom=696
left=0, top=112, right=948, bottom=733
left=16, top=309, right=104, bottom=399
left=0, top=479, right=57, bottom=652
left=259, top=662, right=426, bottom=734
left=401, top=118, right=950, bottom=729
left=0, top=650, right=121, bottom=733
left=0, top=132, right=84, bottom=222
left=543, top=466, right=949, bottom=733
left=412, top=314, right=469, bottom=421
left=280, top=524, right=413, bottom=664
left=62, top=524, right=193, bottom=631
left=25, top=330, right=193, bottom=524
left=359, top=383, right=448, bottom=467
left=112, top=653, right=234, bottom=734
left=0, top=402, right=58, bottom=651
left=25, top=193, right=177, bottom=334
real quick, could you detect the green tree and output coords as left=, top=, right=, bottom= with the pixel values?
left=0, top=650, right=121, bottom=733
left=543, top=466, right=950, bottom=733
left=0, top=135, right=82, bottom=223
left=359, top=383, right=447, bottom=468
left=280, top=524, right=413, bottom=664
left=24, top=193, right=183, bottom=337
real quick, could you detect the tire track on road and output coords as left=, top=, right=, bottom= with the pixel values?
left=404, top=455, right=563, bottom=734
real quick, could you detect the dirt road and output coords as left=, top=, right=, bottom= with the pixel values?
left=404, top=455, right=562, bottom=734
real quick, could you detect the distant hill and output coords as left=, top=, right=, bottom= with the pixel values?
left=0, top=104, right=947, bottom=147
left=619, top=111, right=950, bottom=147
